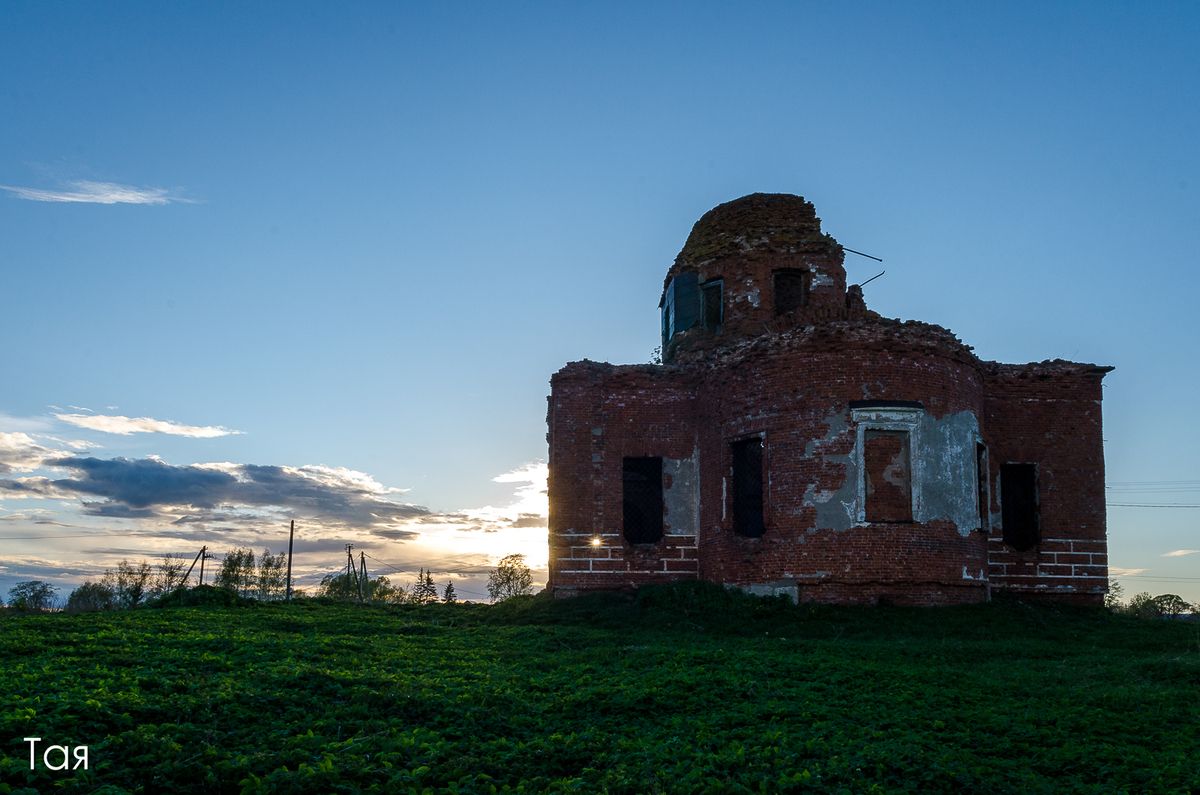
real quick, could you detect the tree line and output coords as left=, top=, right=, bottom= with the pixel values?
left=1104, top=580, right=1197, bottom=618
left=318, top=553, right=534, bottom=604
left=317, top=568, right=455, bottom=604
left=2, top=551, right=536, bottom=612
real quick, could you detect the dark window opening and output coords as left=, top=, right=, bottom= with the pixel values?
left=662, top=272, right=699, bottom=346
left=864, top=430, right=912, bottom=522
left=976, top=443, right=989, bottom=532
left=623, top=457, right=663, bottom=544
left=774, top=269, right=809, bottom=315
left=701, top=279, right=723, bottom=332
left=731, top=437, right=765, bottom=537
left=1001, top=463, right=1039, bottom=551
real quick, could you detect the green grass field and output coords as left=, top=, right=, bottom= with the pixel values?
left=2, top=584, right=1198, bottom=794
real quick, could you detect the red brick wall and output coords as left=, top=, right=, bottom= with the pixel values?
left=691, top=337, right=987, bottom=601
left=549, top=334, right=1110, bottom=606
left=983, top=364, right=1109, bottom=605
left=547, top=362, right=700, bottom=592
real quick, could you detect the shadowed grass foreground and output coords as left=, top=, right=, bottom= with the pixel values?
left=1, top=583, right=1198, bottom=794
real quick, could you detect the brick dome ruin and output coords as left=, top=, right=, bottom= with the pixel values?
left=546, top=194, right=1112, bottom=606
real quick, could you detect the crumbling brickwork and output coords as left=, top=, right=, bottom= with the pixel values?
left=548, top=194, right=1111, bottom=606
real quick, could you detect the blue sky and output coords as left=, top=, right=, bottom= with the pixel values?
left=2, top=2, right=1198, bottom=603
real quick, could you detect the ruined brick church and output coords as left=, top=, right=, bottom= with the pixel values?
left=547, top=194, right=1111, bottom=605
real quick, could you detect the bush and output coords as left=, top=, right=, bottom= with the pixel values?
left=1152, top=594, right=1191, bottom=617
left=148, top=585, right=250, bottom=608
left=487, top=554, right=534, bottom=603
left=215, top=548, right=258, bottom=597
left=66, top=581, right=117, bottom=613
left=7, top=580, right=58, bottom=612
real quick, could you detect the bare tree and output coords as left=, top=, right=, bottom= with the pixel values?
left=152, top=553, right=187, bottom=596
left=111, top=559, right=153, bottom=608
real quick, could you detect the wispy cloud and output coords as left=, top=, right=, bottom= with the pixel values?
left=1162, top=549, right=1199, bottom=558
left=0, top=432, right=60, bottom=475
left=0, top=510, right=77, bottom=528
left=55, top=413, right=243, bottom=438
left=0, top=180, right=192, bottom=205
left=1110, top=567, right=1149, bottom=577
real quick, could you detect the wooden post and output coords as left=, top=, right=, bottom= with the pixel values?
left=180, top=546, right=205, bottom=590
left=358, top=551, right=367, bottom=602
left=199, top=546, right=210, bottom=586
left=285, top=520, right=295, bottom=601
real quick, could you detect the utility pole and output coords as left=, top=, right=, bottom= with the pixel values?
left=285, top=519, right=295, bottom=601
left=199, top=546, right=212, bottom=586
left=180, top=546, right=205, bottom=591
left=358, top=551, right=367, bottom=602
left=345, top=544, right=357, bottom=599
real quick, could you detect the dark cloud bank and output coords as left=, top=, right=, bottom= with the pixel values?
left=2, top=457, right=430, bottom=531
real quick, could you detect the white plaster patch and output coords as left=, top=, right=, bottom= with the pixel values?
left=663, top=453, right=700, bottom=535
left=917, top=410, right=981, bottom=536
left=803, top=483, right=857, bottom=529
left=804, top=409, right=857, bottom=532
left=810, top=270, right=835, bottom=288
left=882, top=453, right=908, bottom=489
left=845, top=407, right=981, bottom=535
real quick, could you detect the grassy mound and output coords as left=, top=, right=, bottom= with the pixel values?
left=1, top=584, right=1196, bottom=793
left=145, top=584, right=253, bottom=609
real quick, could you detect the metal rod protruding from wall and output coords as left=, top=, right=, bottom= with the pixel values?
left=843, top=247, right=883, bottom=262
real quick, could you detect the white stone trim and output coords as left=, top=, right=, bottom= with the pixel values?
left=851, top=406, right=923, bottom=524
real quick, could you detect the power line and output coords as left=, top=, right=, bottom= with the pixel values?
left=1107, top=483, right=1200, bottom=488
left=1116, top=574, right=1200, bottom=582
left=361, top=552, right=490, bottom=599
left=360, top=552, right=407, bottom=576
left=1107, top=503, right=1200, bottom=508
